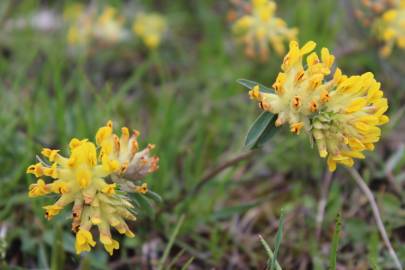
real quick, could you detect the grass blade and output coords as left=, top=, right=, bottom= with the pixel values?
left=329, top=212, right=342, bottom=270
left=51, top=225, right=65, bottom=270
left=180, top=257, right=194, bottom=270
left=158, top=215, right=185, bottom=270
left=258, top=235, right=282, bottom=270
left=271, top=210, right=285, bottom=270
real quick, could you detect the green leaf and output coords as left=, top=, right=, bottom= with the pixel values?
left=38, top=243, right=49, bottom=270
left=368, top=231, right=381, bottom=270
left=329, top=212, right=342, bottom=270
left=237, top=79, right=274, bottom=93
left=131, top=193, right=155, bottom=218
left=157, top=215, right=185, bottom=270
left=245, top=111, right=277, bottom=149
left=271, top=210, right=285, bottom=270
left=258, top=235, right=282, bottom=270
left=144, top=190, right=163, bottom=204
left=51, top=225, right=65, bottom=270
left=180, top=257, right=194, bottom=270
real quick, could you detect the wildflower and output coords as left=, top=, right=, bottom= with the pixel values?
left=93, top=6, right=127, bottom=43
left=64, top=4, right=94, bottom=47
left=27, top=121, right=159, bottom=255
left=248, top=41, right=389, bottom=171
left=232, top=0, right=297, bottom=61
left=64, top=5, right=127, bottom=47
left=133, top=13, right=167, bottom=49
left=374, top=1, right=405, bottom=56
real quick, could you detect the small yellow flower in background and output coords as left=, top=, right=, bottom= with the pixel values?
left=64, top=4, right=128, bottom=47
left=64, top=3, right=94, bottom=47
left=231, top=0, right=297, bottom=61
left=375, top=1, right=405, bottom=56
left=93, top=6, right=127, bottom=44
left=133, top=13, right=167, bottom=49
left=249, top=41, right=389, bottom=171
left=27, top=121, right=159, bottom=255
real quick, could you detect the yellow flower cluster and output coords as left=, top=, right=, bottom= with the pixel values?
left=65, top=4, right=127, bottom=47
left=249, top=41, right=389, bottom=171
left=64, top=4, right=167, bottom=50
left=27, top=121, right=159, bottom=255
left=232, top=0, right=297, bottom=61
left=375, top=0, right=405, bottom=56
left=133, top=13, right=167, bottom=49
left=93, top=7, right=126, bottom=43
left=64, top=4, right=93, bottom=46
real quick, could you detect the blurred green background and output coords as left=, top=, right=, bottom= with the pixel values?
left=0, top=0, right=404, bottom=269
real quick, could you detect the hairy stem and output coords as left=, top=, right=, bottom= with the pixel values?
left=347, top=167, right=402, bottom=270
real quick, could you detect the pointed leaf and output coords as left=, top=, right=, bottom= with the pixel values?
left=258, top=235, right=282, bottom=270
left=271, top=210, right=285, bottom=270
left=245, top=112, right=277, bottom=149
left=131, top=193, right=155, bottom=218
left=237, top=79, right=274, bottom=93
left=144, top=190, right=163, bottom=204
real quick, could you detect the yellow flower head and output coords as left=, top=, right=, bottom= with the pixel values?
left=65, top=5, right=127, bottom=47
left=375, top=3, right=405, bottom=56
left=249, top=41, right=389, bottom=171
left=64, top=4, right=94, bottom=47
left=232, top=0, right=297, bottom=61
left=93, top=6, right=127, bottom=43
left=27, top=121, right=159, bottom=255
left=132, top=13, right=167, bottom=49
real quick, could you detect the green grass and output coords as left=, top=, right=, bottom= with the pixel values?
left=0, top=0, right=404, bottom=269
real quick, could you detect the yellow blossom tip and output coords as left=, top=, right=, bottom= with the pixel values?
left=248, top=85, right=261, bottom=100
left=102, top=183, right=116, bottom=195
left=91, top=217, right=102, bottom=225
left=300, top=41, right=317, bottom=55
left=43, top=205, right=62, bottom=220
left=125, top=230, right=135, bottom=238
left=147, top=144, right=155, bottom=150
left=102, top=238, right=119, bottom=256
left=290, top=122, right=304, bottom=134
left=75, top=229, right=96, bottom=254
left=69, top=138, right=83, bottom=149
left=26, top=163, right=44, bottom=177
left=28, top=179, right=49, bottom=197
left=41, top=148, right=60, bottom=162
left=135, top=183, right=148, bottom=194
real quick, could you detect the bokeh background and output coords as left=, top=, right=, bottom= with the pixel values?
left=0, top=0, right=404, bottom=269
